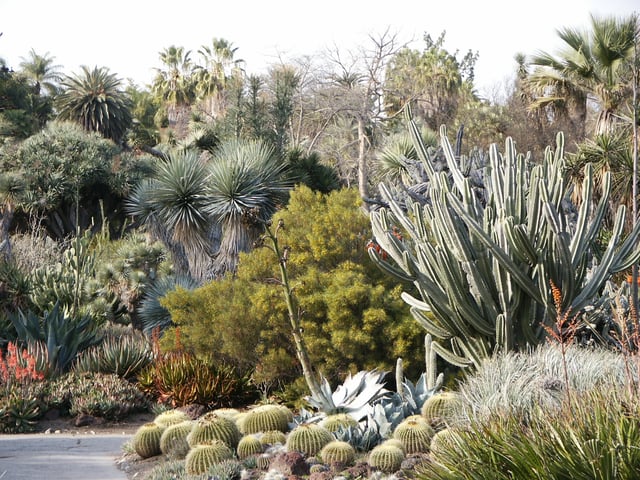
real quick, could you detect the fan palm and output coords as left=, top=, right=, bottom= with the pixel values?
left=206, top=139, right=292, bottom=275
left=527, top=13, right=639, bottom=136
left=56, top=66, right=132, bottom=144
left=18, top=49, right=63, bottom=96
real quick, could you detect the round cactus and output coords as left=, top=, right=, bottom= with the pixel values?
left=320, top=413, right=358, bottom=432
left=131, top=422, right=163, bottom=459
left=256, top=454, right=272, bottom=470
left=368, top=443, right=405, bottom=473
left=319, top=440, right=356, bottom=466
left=285, top=423, right=333, bottom=456
left=260, top=430, right=287, bottom=445
left=429, top=428, right=457, bottom=458
left=154, top=409, right=192, bottom=428
left=381, top=438, right=406, bottom=454
left=421, top=392, right=464, bottom=429
left=185, top=440, right=235, bottom=475
left=187, top=412, right=242, bottom=448
left=160, top=420, right=193, bottom=459
left=241, top=404, right=290, bottom=434
left=393, top=415, right=434, bottom=454
left=213, top=408, right=241, bottom=420
left=237, top=434, right=264, bottom=459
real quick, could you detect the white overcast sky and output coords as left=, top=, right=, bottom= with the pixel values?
left=1, top=0, right=638, bottom=98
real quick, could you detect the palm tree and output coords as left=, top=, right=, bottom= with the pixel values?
left=152, top=45, right=195, bottom=139
left=195, top=38, right=244, bottom=118
left=206, top=139, right=292, bottom=276
left=527, top=14, right=639, bottom=136
left=56, top=66, right=132, bottom=144
left=18, top=49, right=63, bottom=96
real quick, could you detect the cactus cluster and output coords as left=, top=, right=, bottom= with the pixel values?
left=285, top=423, right=333, bottom=456
left=370, top=118, right=640, bottom=368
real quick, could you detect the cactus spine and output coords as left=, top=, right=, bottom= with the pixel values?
left=131, top=422, right=163, bottom=459
left=241, top=404, right=290, bottom=434
left=368, top=443, right=405, bottom=473
left=160, top=420, right=193, bottom=459
left=187, top=412, right=242, bottom=448
left=370, top=115, right=640, bottom=368
left=185, top=440, right=235, bottom=475
left=393, top=415, right=434, bottom=454
left=319, top=440, right=356, bottom=466
left=237, top=434, right=264, bottom=459
left=285, top=424, right=333, bottom=456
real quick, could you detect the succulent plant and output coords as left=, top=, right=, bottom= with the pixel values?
left=259, top=430, right=287, bottom=445
left=159, top=420, right=193, bottom=459
left=206, top=458, right=243, bottom=480
left=256, top=453, right=272, bottom=470
left=393, top=415, right=434, bottom=454
left=429, top=427, right=457, bottom=458
left=185, top=440, right=235, bottom=475
left=188, top=411, right=242, bottom=448
left=421, top=391, right=464, bottom=430
left=131, top=422, right=164, bottom=459
left=381, top=438, right=407, bottom=454
left=241, top=404, right=290, bottom=434
left=321, top=413, right=358, bottom=432
left=285, top=423, right=334, bottom=456
left=319, top=440, right=356, bottom=466
left=237, top=434, right=264, bottom=459
left=214, top=408, right=241, bottom=420
left=368, top=443, right=405, bottom=473
left=154, top=409, right=192, bottom=428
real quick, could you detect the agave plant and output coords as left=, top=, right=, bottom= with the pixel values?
left=305, top=370, right=391, bottom=421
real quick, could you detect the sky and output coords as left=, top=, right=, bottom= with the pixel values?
left=1, top=0, right=638, bottom=98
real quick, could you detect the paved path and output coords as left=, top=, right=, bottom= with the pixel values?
left=0, top=433, right=131, bottom=480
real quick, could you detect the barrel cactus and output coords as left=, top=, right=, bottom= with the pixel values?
left=185, top=440, right=235, bottom=475
left=430, top=428, right=457, bottom=458
left=188, top=412, right=242, bottom=448
left=160, top=420, right=193, bottom=459
left=285, top=423, right=333, bottom=456
left=131, top=422, right=163, bottom=459
left=393, top=415, right=434, bottom=454
left=154, top=409, right=191, bottom=428
left=237, top=434, right=264, bottom=459
left=319, top=440, right=356, bottom=466
left=321, top=413, right=358, bottom=432
left=241, top=404, right=290, bottom=434
left=260, top=430, right=287, bottom=445
left=368, top=443, right=405, bottom=473
left=421, top=391, right=464, bottom=429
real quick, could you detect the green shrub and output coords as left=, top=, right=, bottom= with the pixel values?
left=47, top=372, right=149, bottom=420
left=137, top=351, right=256, bottom=409
left=161, top=186, right=424, bottom=390
left=0, top=389, right=42, bottom=433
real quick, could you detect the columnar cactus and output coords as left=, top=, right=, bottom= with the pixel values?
left=131, top=422, right=163, bottom=459
left=187, top=412, right=242, bottom=449
left=370, top=117, right=640, bottom=368
left=184, top=440, right=235, bottom=475
left=285, top=424, right=333, bottom=456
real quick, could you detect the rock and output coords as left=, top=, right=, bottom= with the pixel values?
left=75, top=414, right=96, bottom=427
left=269, top=451, right=310, bottom=476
